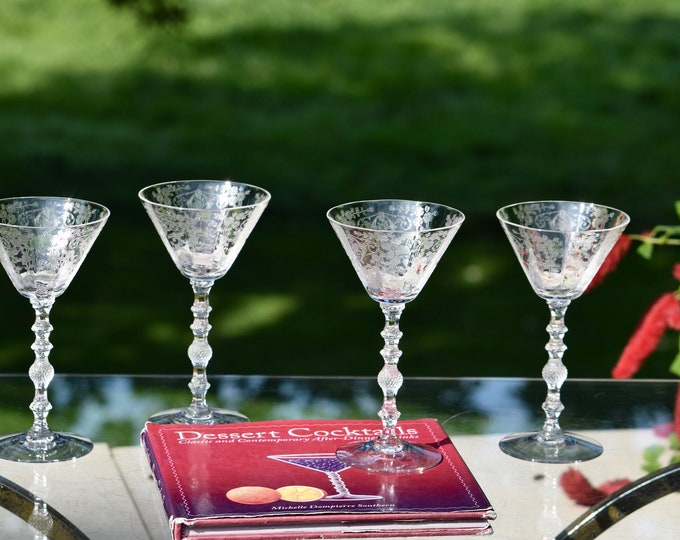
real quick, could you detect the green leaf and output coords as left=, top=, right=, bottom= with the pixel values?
left=642, top=461, right=660, bottom=473
left=643, top=444, right=665, bottom=463
left=671, top=346, right=680, bottom=378
left=669, top=432, right=680, bottom=451
left=675, top=201, right=680, bottom=221
left=637, top=242, right=654, bottom=259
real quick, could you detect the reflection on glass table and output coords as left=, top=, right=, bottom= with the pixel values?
left=0, top=375, right=669, bottom=448
left=0, top=375, right=678, bottom=539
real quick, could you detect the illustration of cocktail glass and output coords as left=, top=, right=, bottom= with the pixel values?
left=497, top=200, right=629, bottom=463
left=327, top=200, right=464, bottom=473
left=139, top=180, right=270, bottom=424
left=0, top=197, right=109, bottom=462
left=268, top=453, right=382, bottom=500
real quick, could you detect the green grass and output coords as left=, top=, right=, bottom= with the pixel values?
left=1, top=0, right=680, bottom=379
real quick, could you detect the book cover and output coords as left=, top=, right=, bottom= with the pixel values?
left=141, top=418, right=495, bottom=539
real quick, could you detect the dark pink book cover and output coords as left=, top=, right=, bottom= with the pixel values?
left=141, top=418, right=495, bottom=538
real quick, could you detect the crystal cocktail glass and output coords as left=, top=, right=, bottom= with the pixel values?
left=497, top=200, right=629, bottom=463
left=0, top=197, right=109, bottom=462
left=139, top=180, right=270, bottom=424
left=327, top=200, right=464, bottom=473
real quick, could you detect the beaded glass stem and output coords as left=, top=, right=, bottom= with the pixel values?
left=376, top=303, right=405, bottom=450
left=497, top=200, right=629, bottom=463
left=27, top=299, right=57, bottom=452
left=139, top=180, right=270, bottom=425
left=328, top=200, right=464, bottom=473
left=184, top=279, right=215, bottom=422
left=0, top=196, right=109, bottom=463
left=540, top=298, right=569, bottom=445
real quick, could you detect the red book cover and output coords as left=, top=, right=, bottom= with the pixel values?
left=141, top=418, right=495, bottom=539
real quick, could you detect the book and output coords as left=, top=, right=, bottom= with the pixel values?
left=141, top=418, right=496, bottom=539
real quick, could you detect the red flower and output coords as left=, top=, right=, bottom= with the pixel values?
left=673, top=263, right=680, bottom=282
left=612, top=292, right=680, bottom=379
left=560, top=468, right=630, bottom=506
left=586, top=234, right=632, bottom=292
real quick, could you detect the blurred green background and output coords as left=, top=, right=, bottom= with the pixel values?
left=1, top=0, right=679, bottom=379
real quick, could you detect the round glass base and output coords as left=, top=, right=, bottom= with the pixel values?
left=499, top=431, right=603, bottom=464
left=148, top=407, right=249, bottom=425
left=336, top=439, right=442, bottom=473
left=0, top=431, right=93, bottom=463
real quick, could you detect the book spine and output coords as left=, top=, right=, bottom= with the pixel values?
left=140, top=428, right=180, bottom=540
left=183, top=524, right=492, bottom=539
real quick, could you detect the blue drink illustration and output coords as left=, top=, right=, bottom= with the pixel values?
left=268, top=453, right=382, bottom=501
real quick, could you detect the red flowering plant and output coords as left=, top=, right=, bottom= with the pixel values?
left=560, top=205, right=680, bottom=505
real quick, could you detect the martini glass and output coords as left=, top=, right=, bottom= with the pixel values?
left=497, top=200, right=629, bottom=463
left=327, top=200, right=464, bottom=473
left=0, top=197, right=109, bottom=462
left=268, top=453, right=383, bottom=501
left=139, top=180, right=270, bottom=425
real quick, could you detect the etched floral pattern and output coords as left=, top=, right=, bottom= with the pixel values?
left=139, top=181, right=270, bottom=280
left=0, top=198, right=109, bottom=299
left=498, top=201, right=630, bottom=300
left=328, top=200, right=464, bottom=302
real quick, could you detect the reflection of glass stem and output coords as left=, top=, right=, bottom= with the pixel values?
left=539, top=299, right=570, bottom=445
left=29, top=499, right=52, bottom=540
left=376, top=303, right=405, bottom=452
left=26, top=298, right=57, bottom=453
left=186, top=279, right=214, bottom=421
left=28, top=466, right=53, bottom=540
left=537, top=467, right=562, bottom=540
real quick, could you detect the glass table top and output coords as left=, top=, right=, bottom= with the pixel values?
left=0, top=375, right=674, bottom=446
